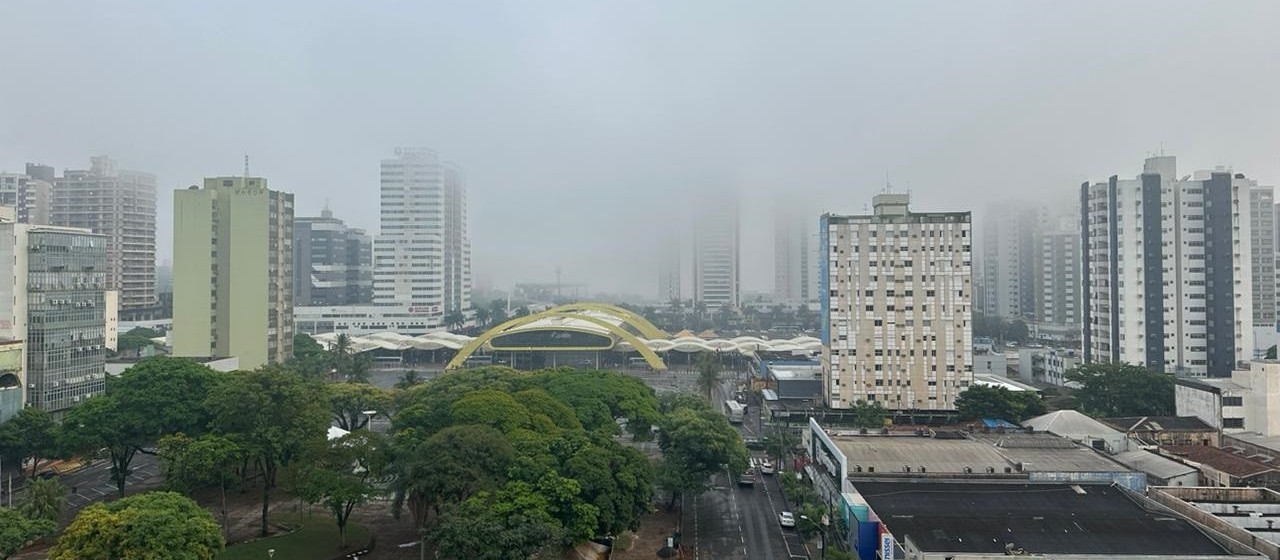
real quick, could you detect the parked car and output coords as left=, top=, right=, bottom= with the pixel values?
left=778, top=511, right=796, bottom=528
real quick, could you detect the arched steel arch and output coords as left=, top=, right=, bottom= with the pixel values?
left=543, top=302, right=667, bottom=339
left=445, top=310, right=668, bottom=371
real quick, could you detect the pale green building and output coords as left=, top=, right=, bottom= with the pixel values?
left=172, top=177, right=294, bottom=368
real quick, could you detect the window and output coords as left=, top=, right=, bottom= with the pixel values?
left=1223, top=396, right=1243, bottom=407
left=1223, top=418, right=1245, bottom=429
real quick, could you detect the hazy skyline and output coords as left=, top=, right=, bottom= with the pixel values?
left=3, top=1, right=1278, bottom=298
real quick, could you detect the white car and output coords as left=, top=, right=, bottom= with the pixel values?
left=778, top=511, right=796, bottom=528
left=761, top=461, right=775, bottom=475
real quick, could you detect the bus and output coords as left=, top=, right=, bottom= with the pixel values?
left=724, top=400, right=746, bottom=424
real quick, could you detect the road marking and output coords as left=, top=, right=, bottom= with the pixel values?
left=759, top=467, right=802, bottom=559
left=723, top=466, right=748, bottom=558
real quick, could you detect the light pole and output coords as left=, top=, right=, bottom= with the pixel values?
left=362, top=410, right=378, bottom=430
left=799, top=515, right=827, bottom=560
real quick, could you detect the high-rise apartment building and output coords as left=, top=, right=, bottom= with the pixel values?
left=172, top=177, right=294, bottom=368
left=821, top=193, right=973, bottom=411
left=980, top=202, right=1037, bottom=321
left=0, top=220, right=108, bottom=413
left=1082, top=156, right=1253, bottom=377
left=53, top=156, right=157, bottom=318
left=294, top=207, right=373, bottom=306
left=1032, top=214, right=1081, bottom=342
left=373, top=147, right=471, bottom=315
left=658, top=235, right=682, bottom=303
left=1249, top=186, right=1276, bottom=328
left=775, top=202, right=819, bottom=305
left=0, top=172, right=53, bottom=226
left=694, top=199, right=740, bottom=309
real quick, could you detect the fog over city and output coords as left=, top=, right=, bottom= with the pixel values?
left=2, top=0, right=1278, bottom=297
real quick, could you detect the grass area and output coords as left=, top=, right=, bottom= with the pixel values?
left=217, top=513, right=370, bottom=560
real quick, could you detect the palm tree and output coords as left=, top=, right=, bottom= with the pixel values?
left=443, top=311, right=466, bottom=332
left=19, top=477, right=66, bottom=523
left=474, top=306, right=492, bottom=328
left=329, top=334, right=353, bottom=380
left=695, top=351, right=722, bottom=401
left=395, top=370, right=422, bottom=389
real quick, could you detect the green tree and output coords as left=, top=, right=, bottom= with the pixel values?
left=850, top=399, right=888, bottom=429
left=0, top=508, right=56, bottom=560
left=49, top=491, right=223, bottom=560
left=431, top=482, right=564, bottom=560
left=957, top=385, right=1049, bottom=422
left=515, top=306, right=531, bottom=318
left=656, top=398, right=748, bottom=510
left=205, top=367, right=329, bottom=537
left=158, top=434, right=243, bottom=539
left=61, top=357, right=224, bottom=496
left=18, top=477, right=67, bottom=524
left=392, top=424, right=515, bottom=527
left=115, top=327, right=162, bottom=356
left=395, top=369, right=424, bottom=390
left=474, top=306, right=492, bottom=328
left=290, top=333, right=329, bottom=378
left=1004, top=319, right=1030, bottom=343
left=297, top=431, right=388, bottom=547
left=695, top=351, right=723, bottom=401
left=1066, top=363, right=1175, bottom=417
left=764, top=427, right=800, bottom=466
left=329, top=382, right=392, bottom=431
left=0, top=407, right=57, bottom=477
left=444, top=311, right=467, bottom=332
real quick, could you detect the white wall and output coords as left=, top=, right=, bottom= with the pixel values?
left=1176, top=384, right=1224, bottom=430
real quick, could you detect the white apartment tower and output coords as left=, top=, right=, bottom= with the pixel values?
left=373, top=147, right=471, bottom=315
left=980, top=202, right=1038, bottom=321
left=821, top=194, right=973, bottom=411
left=1082, top=156, right=1253, bottom=377
left=694, top=199, right=740, bottom=309
left=775, top=202, right=819, bottom=305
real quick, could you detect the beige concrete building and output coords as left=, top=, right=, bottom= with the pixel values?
left=172, top=177, right=293, bottom=369
left=53, top=156, right=158, bottom=318
left=821, top=193, right=973, bottom=411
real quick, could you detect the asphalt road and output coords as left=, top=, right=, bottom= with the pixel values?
left=0, top=453, right=163, bottom=511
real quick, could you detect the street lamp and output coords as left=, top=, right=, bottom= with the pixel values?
left=799, top=515, right=828, bottom=560
left=362, top=410, right=378, bottom=430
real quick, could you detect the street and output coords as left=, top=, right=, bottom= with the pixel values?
left=0, top=453, right=163, bottom=511
left=679, top=376, right=811, bottom=560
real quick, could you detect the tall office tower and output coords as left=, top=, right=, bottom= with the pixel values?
left=294, top=206, right=373, bottom=306
left=980, top=202, right=1038, bottom=321
left=775, top=202, right=819, bottom=305
left=373, top=147, right=471, bottom=315
left=821, top=194, right=972, bottom=411
left=53, top=156, right=158, bottom=318
left=0, top=174, right=21, bottom=210
left=658, top=235, right=682, bottom=303
left=0, top=173, right=53, bottom=226
left=172, top=177, right=294, bottom=369
left=1032, top=212, right=1081, bottom=342
left=25, top=163, right=54, bottom=182
left=694, top=198, right=740, bottom=309
left=1082, top=155, right=1253, bottom=377
left=0, top=219, right=108, bottom=413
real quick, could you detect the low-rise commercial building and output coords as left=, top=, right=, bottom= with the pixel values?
left=1178, top=361, right=1280, bottom=435
left=1152, top=486, right=1280, bottom=560
left=0, top=340, right=24, bottom=422
left=1103, top=416, right=1220, bottom=447
left=1161, top=445, right=1280, bottom=488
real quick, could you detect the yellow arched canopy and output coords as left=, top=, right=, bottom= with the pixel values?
left=445, top=307, right=667, bottom=371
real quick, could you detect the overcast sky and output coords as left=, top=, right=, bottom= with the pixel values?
left=3, top=1, right=1278, bottom=299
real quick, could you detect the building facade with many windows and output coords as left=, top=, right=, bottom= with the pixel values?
left=821, top=193, right=972, bottom=411
left=1081, top=156, right=1253, bottom=377
left=0, top=221, right=108, bottom=413
left=694, top=198, right=740, bottom=309
left=53, top=156, right=157, bottom=318
left=294, top=207, right=372, bottom=306
left=373, top=147, right=471, bottom=317
left=172, top=177, right=293, bottom=368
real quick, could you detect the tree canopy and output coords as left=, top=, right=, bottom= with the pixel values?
left=389, top=368, right=657, bottom=556
left=955, top=385, right=1047, bottom=422
left=0, top=407, right=57, bottom=477
left=655, top=394, right=747, bottom=510
left=205, top=366, right=329, bottom=536
left=0, top=508, right=56, bottom=560
left=1065, top=363, right=1175, bottom=417
left=50, top=492, right=222, bottom=560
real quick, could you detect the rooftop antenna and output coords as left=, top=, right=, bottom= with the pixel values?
left=243, top=154, right=250, bottom=180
